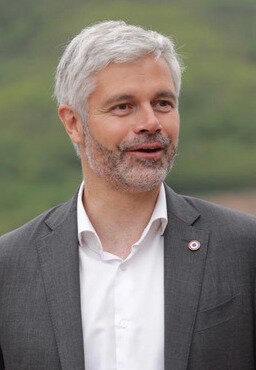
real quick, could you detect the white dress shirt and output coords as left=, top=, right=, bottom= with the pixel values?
left=77, top=182, right=168, bottom=370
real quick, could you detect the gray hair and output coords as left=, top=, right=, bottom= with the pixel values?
left=54, top=20, right=184, bottom=155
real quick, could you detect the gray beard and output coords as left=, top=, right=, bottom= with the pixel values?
left=83, top=124, right=178, bottom=192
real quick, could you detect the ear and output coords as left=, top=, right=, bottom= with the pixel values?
left=58, top=105, right=84, bottom=145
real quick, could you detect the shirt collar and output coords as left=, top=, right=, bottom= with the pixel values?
left=77, top=181, right=99, bottom=248
left=150, top=182, right=168, bottom=236
left=77, top=181, right=168, bottom=249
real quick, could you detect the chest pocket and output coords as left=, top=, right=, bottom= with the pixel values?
left=194, top=293, right=242, bottom=332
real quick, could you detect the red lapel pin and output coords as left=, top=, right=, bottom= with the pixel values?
left=188, top=240, right=200, bottom=251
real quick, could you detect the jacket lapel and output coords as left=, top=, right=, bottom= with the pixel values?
left=36, top=191, right=85, bottom=370
left=164, top=186, right=209, bottom=370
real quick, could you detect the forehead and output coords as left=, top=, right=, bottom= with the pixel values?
left=89, top=55, right=176, bottom=102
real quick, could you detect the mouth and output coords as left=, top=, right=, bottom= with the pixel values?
left=126, top=143, right=164, bottom=159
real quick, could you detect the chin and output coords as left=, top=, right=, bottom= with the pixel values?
left=126, top=183, right=162, bottom=193
left=109, top=168, right=169, bottom=193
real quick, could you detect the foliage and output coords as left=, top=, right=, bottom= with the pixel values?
left=1, top=0, right=256, bottom=233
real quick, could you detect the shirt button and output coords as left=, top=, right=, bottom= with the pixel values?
left=119, top=320, right=128, bottom=328
left=120, top=264, right=126, bottom=271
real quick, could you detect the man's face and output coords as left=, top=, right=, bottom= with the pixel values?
left=81, top=55, right=180, bottom=192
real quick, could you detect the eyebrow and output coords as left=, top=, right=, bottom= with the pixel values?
left=103, top=94, right=135, bottom=107
left=153, top=90, right=177, bottom=103
left=102, top=90, right=177, bottom=108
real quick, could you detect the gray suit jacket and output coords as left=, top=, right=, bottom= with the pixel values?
left=0, top=184, right=256, bottom=369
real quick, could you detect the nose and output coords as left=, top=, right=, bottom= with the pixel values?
left=133, top=104, right=161, bottom=134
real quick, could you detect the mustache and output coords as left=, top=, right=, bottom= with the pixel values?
left=118, top=133, right=171, bottom=151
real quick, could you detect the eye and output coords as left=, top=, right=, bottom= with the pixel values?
left=111, top=103, right=133, bottom=116
left=116, top=103, right=130, bottom=110
left=153, top=100, right=173, bottom=112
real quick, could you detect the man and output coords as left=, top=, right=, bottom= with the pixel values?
left=0, top=20, right=255, bottom=370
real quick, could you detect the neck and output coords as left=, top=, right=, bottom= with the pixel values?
left=81, top=170, right=161, bottom=259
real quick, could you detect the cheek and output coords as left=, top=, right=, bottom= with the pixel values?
left=172, top=121, right=180, bottom=142
left=88, top=116, right=130, bottom=148
left=162, top=115, right=180, bottom=142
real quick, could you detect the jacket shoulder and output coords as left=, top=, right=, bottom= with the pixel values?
left=0, top=202, right=66, bottom=256
left=178, top=193, right=256, bottom=267
left=164, top=184, right=256, bottom=230
left=182, top=194, right=256, bottom=242
left=183, top=194, right=256, bottom=224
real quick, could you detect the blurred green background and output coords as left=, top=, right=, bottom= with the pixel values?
left=1, top=0, right=256, bottom=234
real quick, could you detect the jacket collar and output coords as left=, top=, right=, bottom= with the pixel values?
left=45, top=183, right=200, bottom=231
left=164, top=183, right=200, bottom=225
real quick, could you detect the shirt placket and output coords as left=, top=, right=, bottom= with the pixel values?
left=114, top=261, right=132, bottom=370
